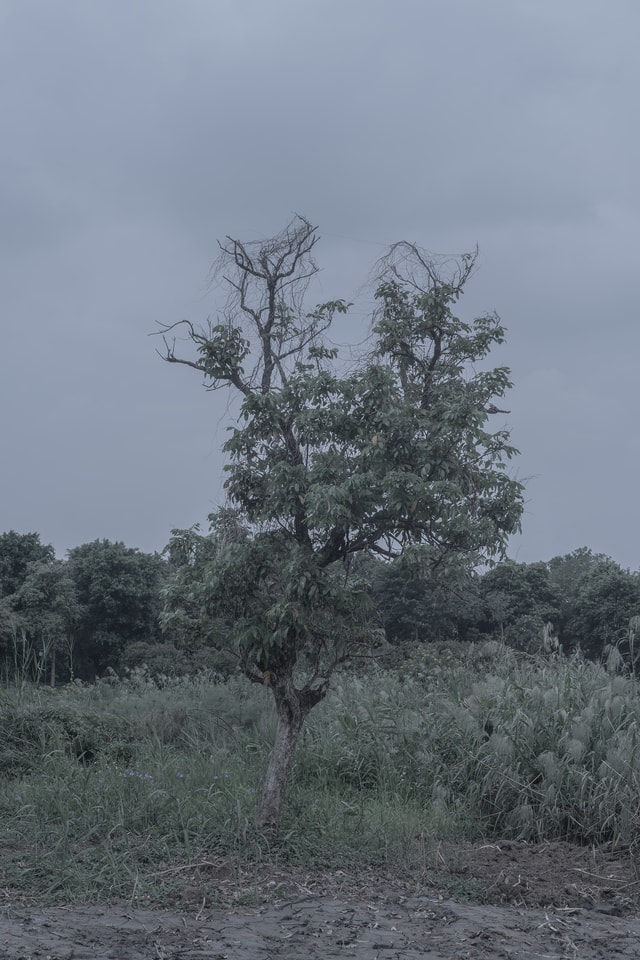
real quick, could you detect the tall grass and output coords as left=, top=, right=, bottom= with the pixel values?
left=297, top=645, right=640, bottom=847
left=2, top=646, right=640, bottom=901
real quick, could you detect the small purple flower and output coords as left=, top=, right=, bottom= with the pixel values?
left=123, top=769, right=154, bottom=783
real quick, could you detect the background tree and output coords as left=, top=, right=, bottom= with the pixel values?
left=372, top=552, right=481, bottom=645
left=0, top=599, right=28, bottom=678
left=547, top=547, right=614, bottom=614
left=159, top=216, right=524, bottom=833
left=11, top=560, right=83, bottom=684
left=0, top=531, right=55, bottom=598
left=67, top=540, right=165, bottom=677
left=561, top=562, right=640, bottom=660
left=478, top=560, right=563, bottom=652
left=0, top=531, right=58, bottom=680
left=159, top=519, right=242, bottom=676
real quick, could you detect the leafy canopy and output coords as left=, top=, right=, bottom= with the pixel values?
left=161, top=217, right=524, bottom=690
left=0, top=531, right=55, bottom=598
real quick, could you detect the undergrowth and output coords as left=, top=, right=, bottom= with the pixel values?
left=2, top=645, right=640, bottom=901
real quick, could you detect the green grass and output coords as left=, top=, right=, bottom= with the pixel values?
left=3, top=646, right=640, bottom=902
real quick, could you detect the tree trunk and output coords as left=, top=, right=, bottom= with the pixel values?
left=256, top=710, right=305, bottom=835
left=254, top=668, right=330, bottom=836
left=256, top=689, right=307, bottom=836
left=49, top=647, right=56, bottom=687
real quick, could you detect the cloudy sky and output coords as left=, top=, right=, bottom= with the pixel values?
left=1, top=0, right=638, bottom=570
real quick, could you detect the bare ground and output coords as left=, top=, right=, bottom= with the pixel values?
left=2, top=840, right=640, bottom=959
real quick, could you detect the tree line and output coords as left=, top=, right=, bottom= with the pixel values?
left=1, top=529, right=638, bottom=686
left=373, top=545, right=640, bottom=660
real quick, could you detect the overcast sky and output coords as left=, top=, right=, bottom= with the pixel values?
left=1, top=0, right=639, bottom=570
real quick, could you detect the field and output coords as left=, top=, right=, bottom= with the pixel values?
left=2, top=643, right=640, bottom=958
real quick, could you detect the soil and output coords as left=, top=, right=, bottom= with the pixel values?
left=2, top=840, right=640, bottom=959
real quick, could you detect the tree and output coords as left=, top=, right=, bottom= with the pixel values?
left=478, top=559, right=563, bottom=651
left=562, top=563, right=640, bottom=660
left=545, top=549, right=640, bottom=658
left=11, top=560, right=83, bottom=684
left=67, top=540, right=165, bottom=676
left=160, top=518, right=241, bottom=676
left=372, top=552, right=481, bottom=645
left=547, top=547, right=615, bottom=612
left=0, top=599, right=28, bottom=678
left=0, top=531, right=55, bottom=598
left=159, top=216, right=524, bottom=833
left=0, top=532, right=59, bottom=680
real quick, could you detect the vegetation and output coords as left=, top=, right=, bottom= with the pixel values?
left=67, top=539, right=165, bottom=677
left=1, top=531, right=638, bottom=682
left=3, top=645, right=640, bottom=903
left=0, top=535, right=165, bottom=685
left=2, top=217, right=639, bottom=897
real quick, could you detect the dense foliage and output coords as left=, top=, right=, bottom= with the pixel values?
left=1, top=529, right=638, bottom=685
left=0, top=532, right=165, bottom=684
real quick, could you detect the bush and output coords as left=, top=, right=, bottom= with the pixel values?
left=0, top=701, right=133, bottom=776
left=119, top=641, right=239, bottom=679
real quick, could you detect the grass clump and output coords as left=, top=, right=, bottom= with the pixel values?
left=0, top=700, right=133, bottom=777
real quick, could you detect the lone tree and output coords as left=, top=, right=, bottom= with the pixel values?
left=159, top=216, right=524, bottom=834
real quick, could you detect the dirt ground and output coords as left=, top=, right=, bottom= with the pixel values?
left=2, top=840, right=640, bottom=959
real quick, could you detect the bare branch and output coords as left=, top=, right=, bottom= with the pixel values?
left=372, top=241, right=479, bottom=296
left=157, top=215, right=324, bottom=397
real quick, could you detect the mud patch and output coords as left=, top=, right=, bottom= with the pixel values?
left=435, top=839, right=639, bottom=911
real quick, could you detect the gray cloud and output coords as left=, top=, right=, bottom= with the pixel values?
left=1, top=0, right=639, bottom=569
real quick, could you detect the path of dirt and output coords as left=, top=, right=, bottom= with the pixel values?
left=3, top=896, right=640, bottom=960
left=2, top=841, right=640, bottom=959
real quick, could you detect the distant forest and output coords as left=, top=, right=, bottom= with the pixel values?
left=1, top=530, right=639, bottom=686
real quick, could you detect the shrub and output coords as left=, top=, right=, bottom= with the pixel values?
left=0, top=701, right=132, bottom=776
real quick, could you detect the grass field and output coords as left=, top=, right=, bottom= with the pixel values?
left=2, top=642, right=640, bottom=903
